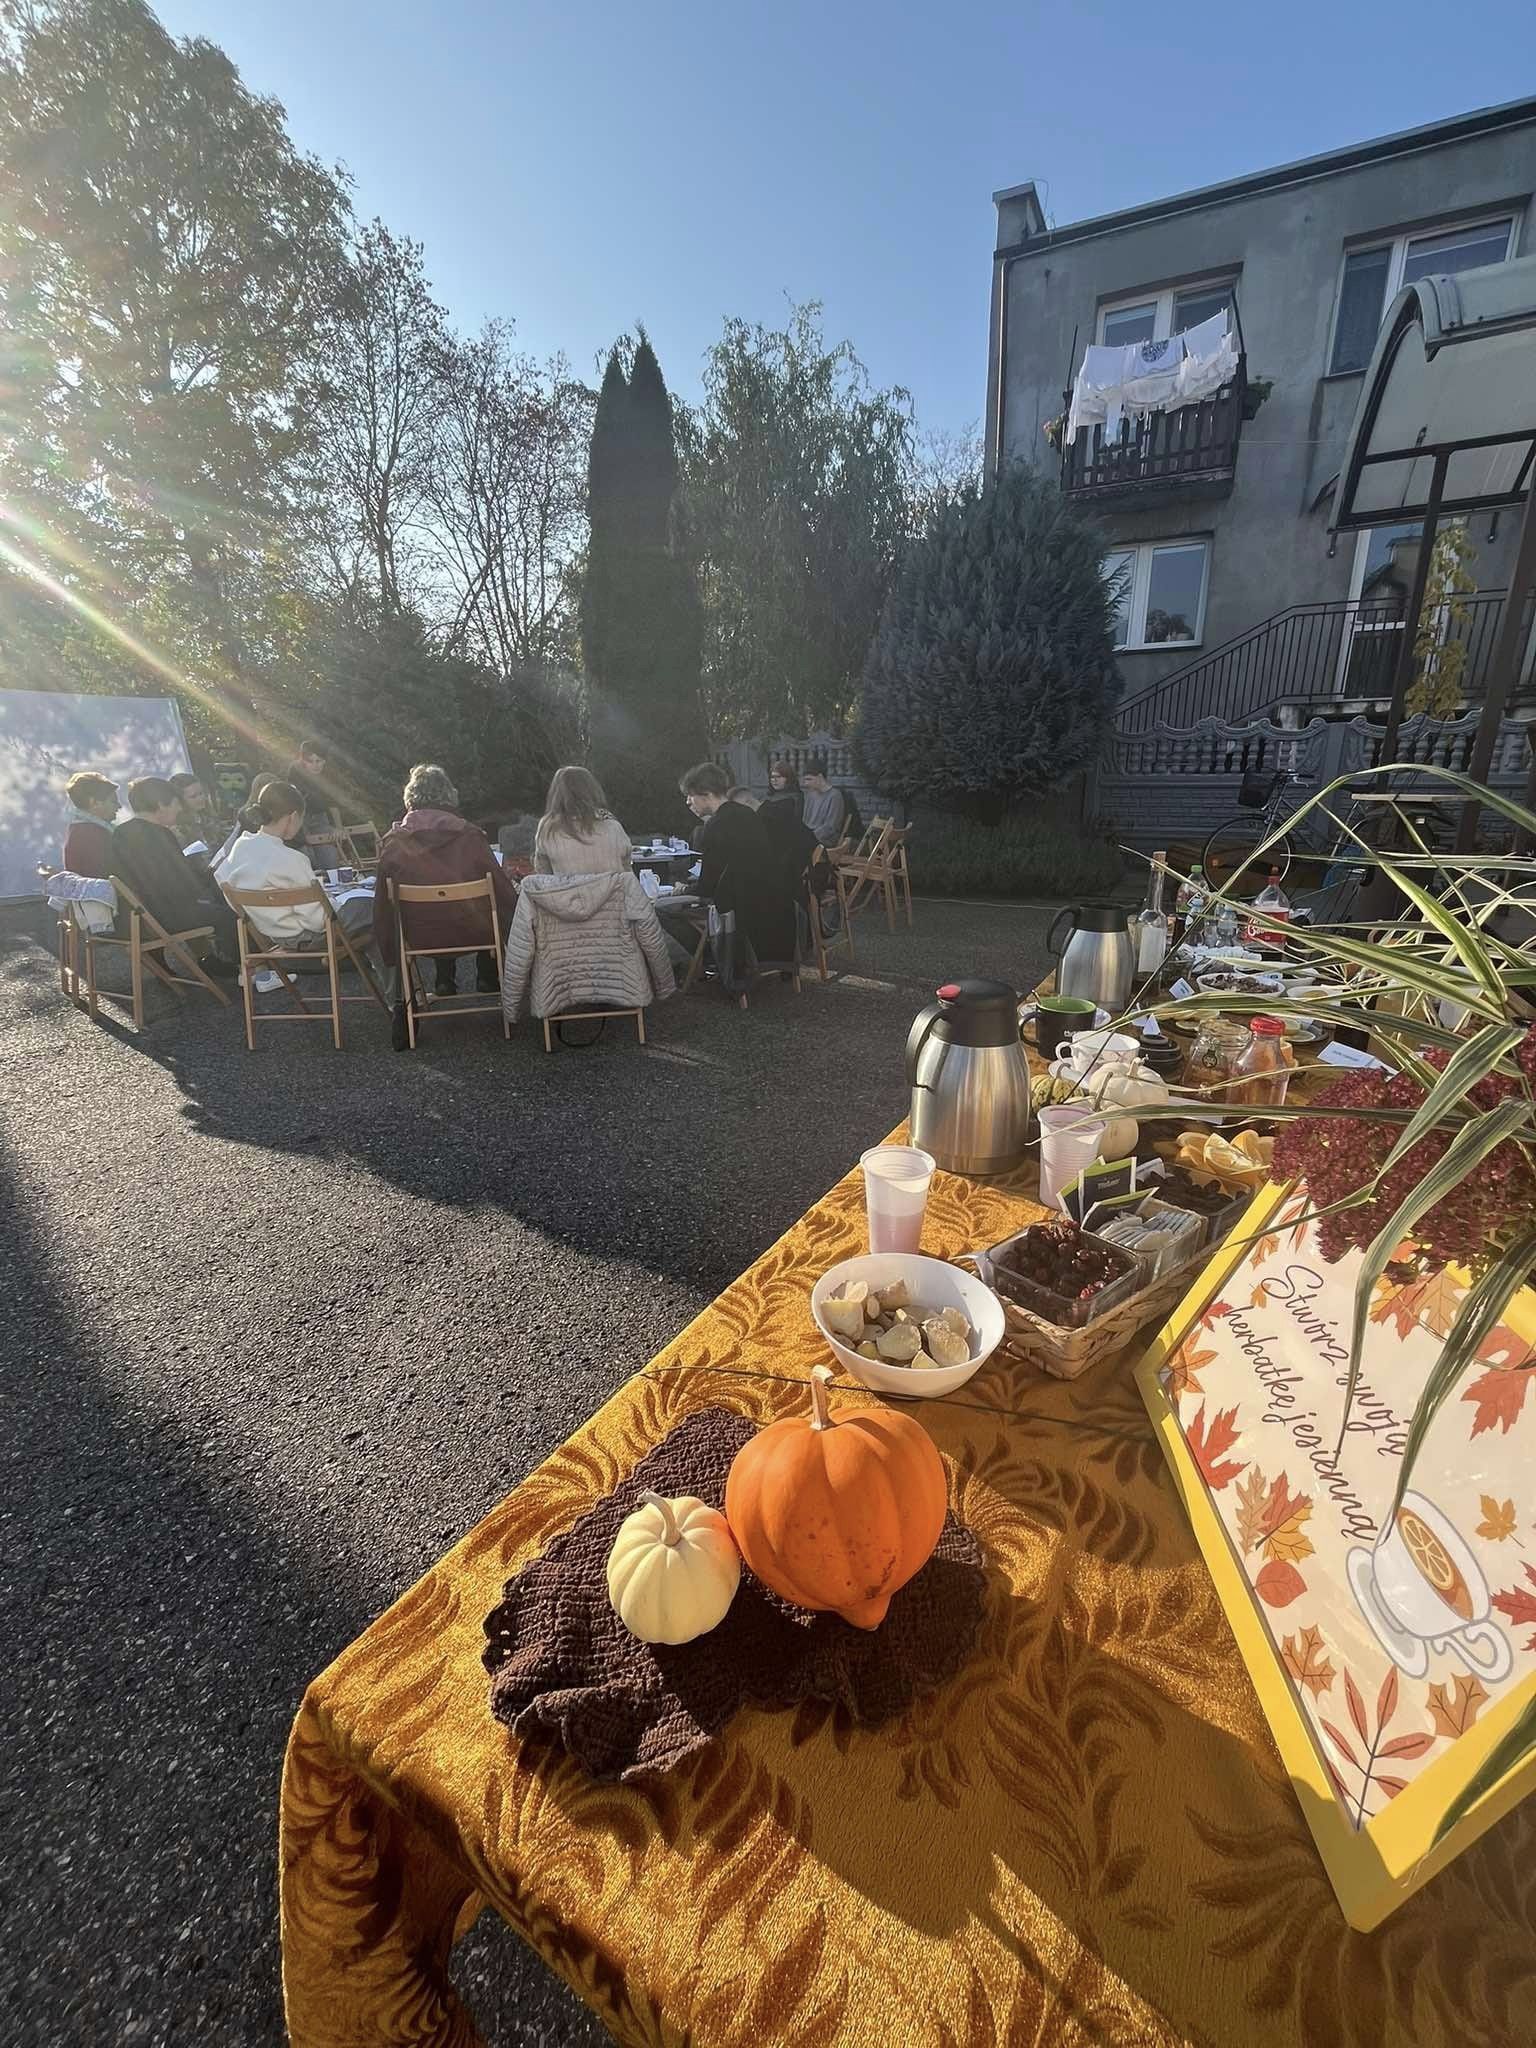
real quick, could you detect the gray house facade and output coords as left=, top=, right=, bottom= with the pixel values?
left=986, top=99, right=1536, bottom=733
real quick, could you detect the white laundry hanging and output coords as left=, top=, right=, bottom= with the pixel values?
left=1066, top=313, right=1238, bottom=444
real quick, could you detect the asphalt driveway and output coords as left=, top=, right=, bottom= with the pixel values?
left=0, top=896, right=1053, bottom=2046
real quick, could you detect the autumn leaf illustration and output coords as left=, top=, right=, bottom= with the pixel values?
left=1247, top=1232, right=1280, bottom=1269
left=1476, top=1323, right=1536, bottom=1369
left=1186, top=1404, right=1247, bottom=1490
left=1462, top=1367, right=1533, bottom=1438
left=1492, top=1563, right=1536, bottom=1650
left=1321, top=1719, right=1358, bottom=1765
left=1282, top=1624, right=1335, bottom=1698
left=1195, top=1299, right=1234, bottom=1333
left=1167, top=1342, right=1216, bottom=1403
left=1398, top=1267, right=1467, bottom=1338
left=1249, top=1280, right=1271, bottom=1308
left=1327, top=1658, right=1416, bottom=1826
left=1427, top=1673, right=1489, bottom=1740
left=1476, top=1495, right=1518, bottom=1542
left=1255, top=1558, right=1306, bottom=1608
left=1258, top=1472, right=1314, bottom=1564
left=1235, top=1468, right=1269, bottom=1553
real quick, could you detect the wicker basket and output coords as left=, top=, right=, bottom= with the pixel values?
left=953, top=1251, right=1200, bottom=1381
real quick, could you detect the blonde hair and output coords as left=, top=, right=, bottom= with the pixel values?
left=541, top=764, right=610, bottom=841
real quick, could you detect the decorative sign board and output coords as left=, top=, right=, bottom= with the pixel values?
left=1137, top=1182, right=1536, bottom=1929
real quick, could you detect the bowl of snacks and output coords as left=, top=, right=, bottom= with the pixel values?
left=811, top=1254, right=1005, bottom=1399
left=1195, top=970, right=1283, bottom=997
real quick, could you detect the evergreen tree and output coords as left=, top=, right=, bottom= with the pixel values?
left=854, top=465, right=1121, bottom=824
left=580, top=334, right=704, bottom=822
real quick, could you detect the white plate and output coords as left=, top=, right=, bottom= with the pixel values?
left=810, top=1254, right=1005, bottom=1400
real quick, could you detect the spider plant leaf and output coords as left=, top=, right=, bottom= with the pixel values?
left=1432, top=1697, right=1536, bottom=1847
left=1341, top=1097, right=1530, bottom=1453
left=1389, top=1218, right=1536, bottom=1523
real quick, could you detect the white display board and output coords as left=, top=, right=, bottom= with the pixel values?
left=0, top=689, right=192, bottom=900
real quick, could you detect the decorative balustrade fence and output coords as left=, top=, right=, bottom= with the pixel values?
left=1092, top=710, right=1533, bottom=848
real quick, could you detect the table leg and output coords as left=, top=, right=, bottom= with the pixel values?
left=280, top=1696, right=485, bottom=2048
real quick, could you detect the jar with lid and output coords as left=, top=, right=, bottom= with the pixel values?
left=1186, top=1017, right=1247, bottom=1097
left=1231, top=1015, right=1291, bottom=1106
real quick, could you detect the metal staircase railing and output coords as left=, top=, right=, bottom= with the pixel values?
left=1112, top=587, right=1534, bottom=735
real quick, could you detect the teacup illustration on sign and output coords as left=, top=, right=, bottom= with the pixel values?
left=1347, top=1491, right=1513, bottom=1682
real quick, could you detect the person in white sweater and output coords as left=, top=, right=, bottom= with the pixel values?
left=533, top=766, right=633, bottom=876
left=215, top=781, right=374, bottom=956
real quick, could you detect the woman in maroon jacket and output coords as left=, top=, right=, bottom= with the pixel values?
left=61, top=771, right=120, bottom=876
left=372, top=764, right=519, bottom=995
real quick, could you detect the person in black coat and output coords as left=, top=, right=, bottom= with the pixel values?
left=111, top=777, right=239, bottom=964
left=675, top=762, right=798, bottom=967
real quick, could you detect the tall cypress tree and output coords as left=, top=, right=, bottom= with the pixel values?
left=581, top=333, right=704, bottom=822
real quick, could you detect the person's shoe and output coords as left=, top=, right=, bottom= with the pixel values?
left=434, top=966, right=458, bottom=997
left=240, top=969, right=282, bottom=993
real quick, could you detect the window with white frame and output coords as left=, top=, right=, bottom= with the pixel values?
left=1329, top=215, right=1517, bottom=375
left=1103, top=540, right=1210, bottom=650
left=1097, top=280, right=1236, bottom=349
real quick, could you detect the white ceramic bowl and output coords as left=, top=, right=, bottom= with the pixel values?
left=810, top=1253, right=1006, bottom=1400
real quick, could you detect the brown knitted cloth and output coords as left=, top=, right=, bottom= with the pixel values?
left=483, top=1406, right=986, bottom=1781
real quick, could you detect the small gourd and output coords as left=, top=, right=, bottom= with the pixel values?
left=1072, top=1058, right=1167, bottom=1157
left=606, top=1490, right=741, bottom=1645
left=724, top=1366, right=948, bottom=1629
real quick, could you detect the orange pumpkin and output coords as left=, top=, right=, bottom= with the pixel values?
left=724, top=1365, right=948, bottom=1629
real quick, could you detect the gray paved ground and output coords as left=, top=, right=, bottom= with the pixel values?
left=0, top=898, right=1052, bottom=2046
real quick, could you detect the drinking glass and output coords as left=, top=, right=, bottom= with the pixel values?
left=860, top=1145, right=936, bottom=1253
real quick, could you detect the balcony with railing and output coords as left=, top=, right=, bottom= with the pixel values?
left=1060, top=356, right=1247, bottom=502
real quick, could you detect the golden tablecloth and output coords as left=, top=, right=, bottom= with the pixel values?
left=279, top=1146, right=1536, bottom=2048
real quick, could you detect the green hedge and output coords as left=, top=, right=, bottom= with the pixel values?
left=907, top=809, right=1126, bottom=900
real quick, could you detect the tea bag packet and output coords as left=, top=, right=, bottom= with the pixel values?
left=1095, top=1195, right=1204, bottom=1283
left=1063, top=1155, right=1138, bottom=1227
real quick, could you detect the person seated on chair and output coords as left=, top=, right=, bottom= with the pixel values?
left=534, top=765, right=633, bottom=876
left=167, top=771, right=218, bottom=853
left=281, top=738, right=336, bottom=864
left=62, top=772, right=120, bottom=877
left=372, top=763, right=516, bottom=997
left=762, top=759, right=803, bottom=825
left=111, top=777, right=240, bottom=967
left=216, top=781, right=374, bottom=963
left=666, top=761, right=798, bottom=977
left=799, top=758, right=847, bottom=849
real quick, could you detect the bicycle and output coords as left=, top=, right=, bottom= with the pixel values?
left=1200, top=767, right=1460, bottom=925
left=1200, top=769, right=1301, bottom=896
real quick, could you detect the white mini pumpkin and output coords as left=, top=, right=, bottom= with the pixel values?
left=1048, top=1057, right=1168, bottom=1159
left=606, top=1490, right=742, bottom=1645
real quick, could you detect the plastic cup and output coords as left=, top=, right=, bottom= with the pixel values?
left=1037, top=1106, right=1107, bottom=1211
left=860, top=1145, right=936, bottom=1253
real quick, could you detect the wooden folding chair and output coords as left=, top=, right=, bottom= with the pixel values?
left=336, top=822, right=381, bottom=872
left=222, top=882, right=387, bottom=1050
left=541, top=1006, right=647, bottom=1052
left=837, top=818, right=905, bottom=930
left=59, top=878, right=231, bottom=1031
left=392, top=877, right=510, bottom=1048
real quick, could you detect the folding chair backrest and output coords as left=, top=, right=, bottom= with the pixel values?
left=852, top=817, right=894, bottom=863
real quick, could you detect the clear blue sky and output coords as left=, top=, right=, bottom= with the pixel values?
left=156, top=0, right=1536, bottom=433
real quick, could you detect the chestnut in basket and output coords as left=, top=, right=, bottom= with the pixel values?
left=997, top=1222, right=1120, bottom=1304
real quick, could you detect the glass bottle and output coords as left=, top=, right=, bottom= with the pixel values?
left=1231, top=1014, right=1291, bottom=1106
left=1135, top=852, right=1170, bottom=976
left=1187, top=1017, right=1246, bottom=1097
